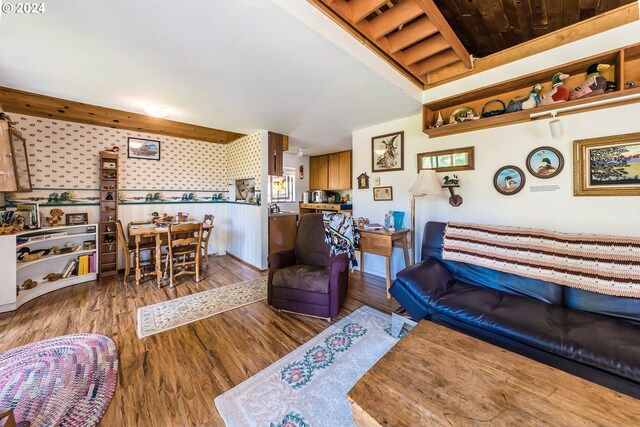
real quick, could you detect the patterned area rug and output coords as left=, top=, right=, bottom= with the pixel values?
left=0, top=334, right=118, bottom=427
left=137, top=276, right=268, bottom=338
left=215, top=306, right=409, bottom=427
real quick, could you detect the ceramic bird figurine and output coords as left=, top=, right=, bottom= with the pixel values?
left=569, top=63, right=610, bottom=100
left=521, top=83, right=542, bottom=110
left=539, top=72, right=570, bottom=105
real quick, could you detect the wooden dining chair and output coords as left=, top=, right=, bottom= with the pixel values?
left=201, top=214, right=215, bottom=267
left=115, top=220, right=157, bottom=284
left=165, top=222, right=204, bottom=287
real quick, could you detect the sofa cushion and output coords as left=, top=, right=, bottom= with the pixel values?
left=294, top=214, right=330, bottom=267
left=272, top=264, right=329, bottom=293
left=563, top=287, right=640, bottom=324
left=431, top=280, right=640, bottom=383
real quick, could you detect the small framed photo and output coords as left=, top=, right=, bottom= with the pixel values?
left=493, top=165, right=526, bottom=196
left=526, top=146, right=564, bottom=179
left=574, top=132, right=640, bottom=196
left=373, top=186, right=393, bottom=201
left=372, top=131, right=404, bottom=172
left=127, top=137, right=161, bottom=160
left=66, top=213, right=89, bottom=225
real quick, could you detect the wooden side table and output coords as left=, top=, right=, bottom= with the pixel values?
left=358, top=228, right=410, bottom=298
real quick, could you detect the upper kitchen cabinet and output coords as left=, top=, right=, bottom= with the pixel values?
left=267, top=132, right=284, bottom=177
left=310, top=150, right=351, bottom=191
left=0, top=118, right=32, bottom=192
left=328, top=150, right=352, bottom=190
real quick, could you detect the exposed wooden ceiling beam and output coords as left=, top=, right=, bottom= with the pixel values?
left=415, top=49, right=461, bottom=75
left=425, top=2, right=639, bottom=88
left=369, top=0, right=424, bottom=39
left=413, top=0, right=472, bottom=68
left=387, top=17, right=438, bottom=53
left=403, top=33, right=450, bottom=65
left=349, top=0, right=388, bottom=23
left=0, top=87, right=245, bottom=144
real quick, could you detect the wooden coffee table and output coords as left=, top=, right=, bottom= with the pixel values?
left=348, top=321, right=640, bottom=426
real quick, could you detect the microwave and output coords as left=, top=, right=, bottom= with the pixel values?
left=311, top=190, right=326, bottom=203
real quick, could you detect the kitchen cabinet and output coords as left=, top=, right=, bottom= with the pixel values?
left=269, top=214, right=298, bottom=254
left=268, top=132, right=284, bottom=176
left=328, top=150, right=352, bottom=190
left=310, top=150, right=351, bottom=191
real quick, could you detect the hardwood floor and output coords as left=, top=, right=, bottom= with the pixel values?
left=0, top=255, right=398, bottom=426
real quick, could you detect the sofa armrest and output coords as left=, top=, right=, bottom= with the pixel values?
left=327, top=253, right=350, bottom=318
left=328, top=253, right=349, bottom=274
left=390, top=258, right=455, bottom=318
left=268, top=249, right=296, bottom=272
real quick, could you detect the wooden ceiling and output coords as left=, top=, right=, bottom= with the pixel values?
left=0, top=87, right=245, bottom=144
left=435, top=0, right=637, bottom=58
left=308, top=0, right=473, bottom=86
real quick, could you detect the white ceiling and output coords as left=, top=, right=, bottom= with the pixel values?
left=0, top=0, right=421, bottom=155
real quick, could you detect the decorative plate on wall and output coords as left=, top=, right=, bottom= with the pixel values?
left=526, top=146, right=564, bottom=179
left=493, top=165, right=526, bottom=195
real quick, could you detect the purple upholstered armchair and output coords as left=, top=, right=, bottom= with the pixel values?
left=267, top=213, right=349, bottom=321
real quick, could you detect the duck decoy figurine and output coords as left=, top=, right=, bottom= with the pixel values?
left=507, top=83, right=542, bottom=112
left=569, top=63, right=610, bottom=100
left=540, top=72, right=570, bottom=105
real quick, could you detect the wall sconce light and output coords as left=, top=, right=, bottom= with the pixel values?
left=549, top=111, right=562, bottom=138
left=297, top=147, right=304, bottom=157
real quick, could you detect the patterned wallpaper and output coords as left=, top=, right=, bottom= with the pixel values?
left=226, top=131, right=263, bottom=191
left=13, top=114, right=229, bottom=191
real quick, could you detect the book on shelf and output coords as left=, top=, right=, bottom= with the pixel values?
left=17, top=231, right=68, bottom=245
left=363, top=223, right=384, bottom=230
left=61, top=259, right=76, bottom=278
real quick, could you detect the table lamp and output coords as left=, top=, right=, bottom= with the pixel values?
left=409, top=170, right=444, bottom=264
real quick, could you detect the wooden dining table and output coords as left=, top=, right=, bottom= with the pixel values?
left=128, top=221, right=213, bottom=287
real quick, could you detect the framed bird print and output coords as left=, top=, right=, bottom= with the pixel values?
left=526, top=147, right=564, bottom=179
left=372, top=131, right=404, bottom=173
left=493, top=165, right=525, bottom=195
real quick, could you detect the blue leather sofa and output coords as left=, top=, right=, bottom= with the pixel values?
left=390, top=221, right=640, bottom=398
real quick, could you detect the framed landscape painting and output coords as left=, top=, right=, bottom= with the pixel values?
left=371, top=131, right=404, bottom=172
left=574, top=132, right=640, bottom=196
left=128, top=137, right=161, bottom=160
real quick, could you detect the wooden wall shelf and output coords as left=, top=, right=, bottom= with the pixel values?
left=423, top=42, right=640, bottom=138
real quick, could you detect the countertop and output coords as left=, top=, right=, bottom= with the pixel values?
left=268, top=211, right=298, bottom=218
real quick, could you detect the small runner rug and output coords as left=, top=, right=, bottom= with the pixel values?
left=214, top=305, right=409, bottom=427
left=137, top=276, right=267, bottom=338
left=0, top=334, right=118, bottom=427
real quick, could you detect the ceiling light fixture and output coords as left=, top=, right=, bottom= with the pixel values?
left=297, top=148, right=304, bottom=157
left=143, top=104, right=169, bottom=118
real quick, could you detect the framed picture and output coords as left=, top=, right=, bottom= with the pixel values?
left=357, top=173, right=369, bottom=189
left=574, top=132, right=640, bottom=196
left=493, top=165, right=526, bottom=195
left=417, top=146, right=475, bottom=173
left=526, top=146, right=564, bottom=179
left=372, top=131, right=404, bottom=172
left=66, top=213, right=89, bottom=225
left=127, top=137, right=161, bottom=160
left=373, top=186, right=393, bottom=201
left=9, top=131, right=32, bottom=192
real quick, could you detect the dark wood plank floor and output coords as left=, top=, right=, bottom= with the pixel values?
left=0, top=255, right=398, bottom=426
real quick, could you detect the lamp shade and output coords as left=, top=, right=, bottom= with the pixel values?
left=409, top=170, right=443, bottom=196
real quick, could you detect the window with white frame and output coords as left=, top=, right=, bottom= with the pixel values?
left=268, top=167, right=296, bottom=202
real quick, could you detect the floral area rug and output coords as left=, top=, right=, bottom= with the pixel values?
left=214, top=305, right=410, bottom=427
left=137, top=276, right=267, bottom=338
left=0, top=334, right=118, bottom=427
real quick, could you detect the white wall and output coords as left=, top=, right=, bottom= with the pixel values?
left=353, top=104, right=640, bottom=280
left=274, top=153, right=310, bottom=212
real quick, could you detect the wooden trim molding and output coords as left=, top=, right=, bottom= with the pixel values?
left=0, top=87, right=245, bottom=144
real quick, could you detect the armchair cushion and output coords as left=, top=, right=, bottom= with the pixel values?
left=272, top=265, right=330, bottom=293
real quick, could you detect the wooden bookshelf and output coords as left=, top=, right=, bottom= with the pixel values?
left=99, top=151, right=119, bottom=277
left=423, top=42, right=640, bottom=138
